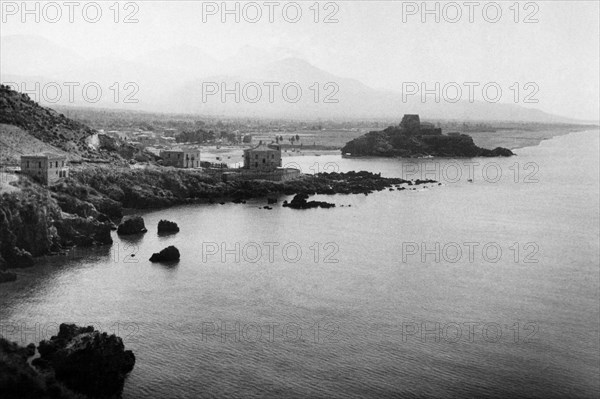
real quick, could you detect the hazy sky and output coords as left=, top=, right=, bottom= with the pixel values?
left=1, top=1, right=599, bottom=120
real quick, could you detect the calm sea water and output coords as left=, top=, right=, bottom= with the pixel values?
left=1, top=130, right=598, bottom=398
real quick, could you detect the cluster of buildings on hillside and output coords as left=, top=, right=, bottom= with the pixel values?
left=18, top=141, right=299, bottom=186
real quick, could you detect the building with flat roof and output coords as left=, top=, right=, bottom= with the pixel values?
left=159, top=149, right=200, bottom=168
left=243, top=142, right=282, bottom=171
left=20, top=153, right=68, bottom=185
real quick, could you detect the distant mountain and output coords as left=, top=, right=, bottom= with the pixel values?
left=222, top=45, right=305, bottom=71
left=168, top=57, right=577, bottom=123
left=170, top=57, right=376, bottom=117
left=0, top=35, right=84, bottom=77
left=132, top=45, right=220, bottom=80
left=0, top=35, right=581, bottom=123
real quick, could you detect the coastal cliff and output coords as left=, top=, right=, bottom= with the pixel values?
left=1, top=166, right=427, bottom=271
left=0, top=178, right=113, bottom=271
left=341, top=114, right=514, bottom=158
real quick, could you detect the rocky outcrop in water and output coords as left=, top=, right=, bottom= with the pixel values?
left=34, top=324, right=135, bottom=398
left=283, top=193, right=336, bottom=209
left=117, top=216, right=147, bottom=235
left=341, top=114, right=514, bottom=158
left=149, top=245, right=180, bottom=262
left=54, top=215, right=113, bottom=247
left=157, top=220, right=179, bottom=234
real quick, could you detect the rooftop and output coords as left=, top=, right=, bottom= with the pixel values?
left=160, top=148, right=199, bottom=153
left=21, top=152, right=66, bottom=159
left=244, top=143, right=280, bottom=152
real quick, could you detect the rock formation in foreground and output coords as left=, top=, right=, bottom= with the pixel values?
left=34, top=324, right=136, bottom=398
left=157, top=220, right=180, bottom=234
left=342, top=114, right=514, bottom=158
left=149, top=245, right=180, bottom=262
left=0, top=270, right=17, bottom=284
left=1, top=323, right=135, bottom=399
left=0, top=337, right=82, bottom=399
left=116, top=216, right=147, bottom=235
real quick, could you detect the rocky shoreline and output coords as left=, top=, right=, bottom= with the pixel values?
left=0, top=178, right=113, bottom=277
left=0, top=167, right=435, bottom=275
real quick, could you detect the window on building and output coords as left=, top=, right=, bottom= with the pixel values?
left=39, top=162, right=42, bottom=168
left=263, top=159, right=266, bottom=163
left=255, top=162, right=258, bottom=168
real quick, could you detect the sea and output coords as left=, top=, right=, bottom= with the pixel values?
left=1, top=129, right=599, bottom=399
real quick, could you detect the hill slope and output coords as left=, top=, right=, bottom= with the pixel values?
left=0, top=85, right=144, bottom=164
left=0, top=124, right=68, bottom=165
left=0, top=85, right=95, bottom=158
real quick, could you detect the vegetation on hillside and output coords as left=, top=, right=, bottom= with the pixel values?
left=0, top=85, right=94, bottom=157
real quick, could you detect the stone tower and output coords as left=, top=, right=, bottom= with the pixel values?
left=400, top=114, right=421, bottom=131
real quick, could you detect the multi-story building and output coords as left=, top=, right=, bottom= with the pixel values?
left=160, top=149, right=200, bottom=168
left=243, top=142, right=282, bottom=171
left=20, top=153, right=69, bottom=185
